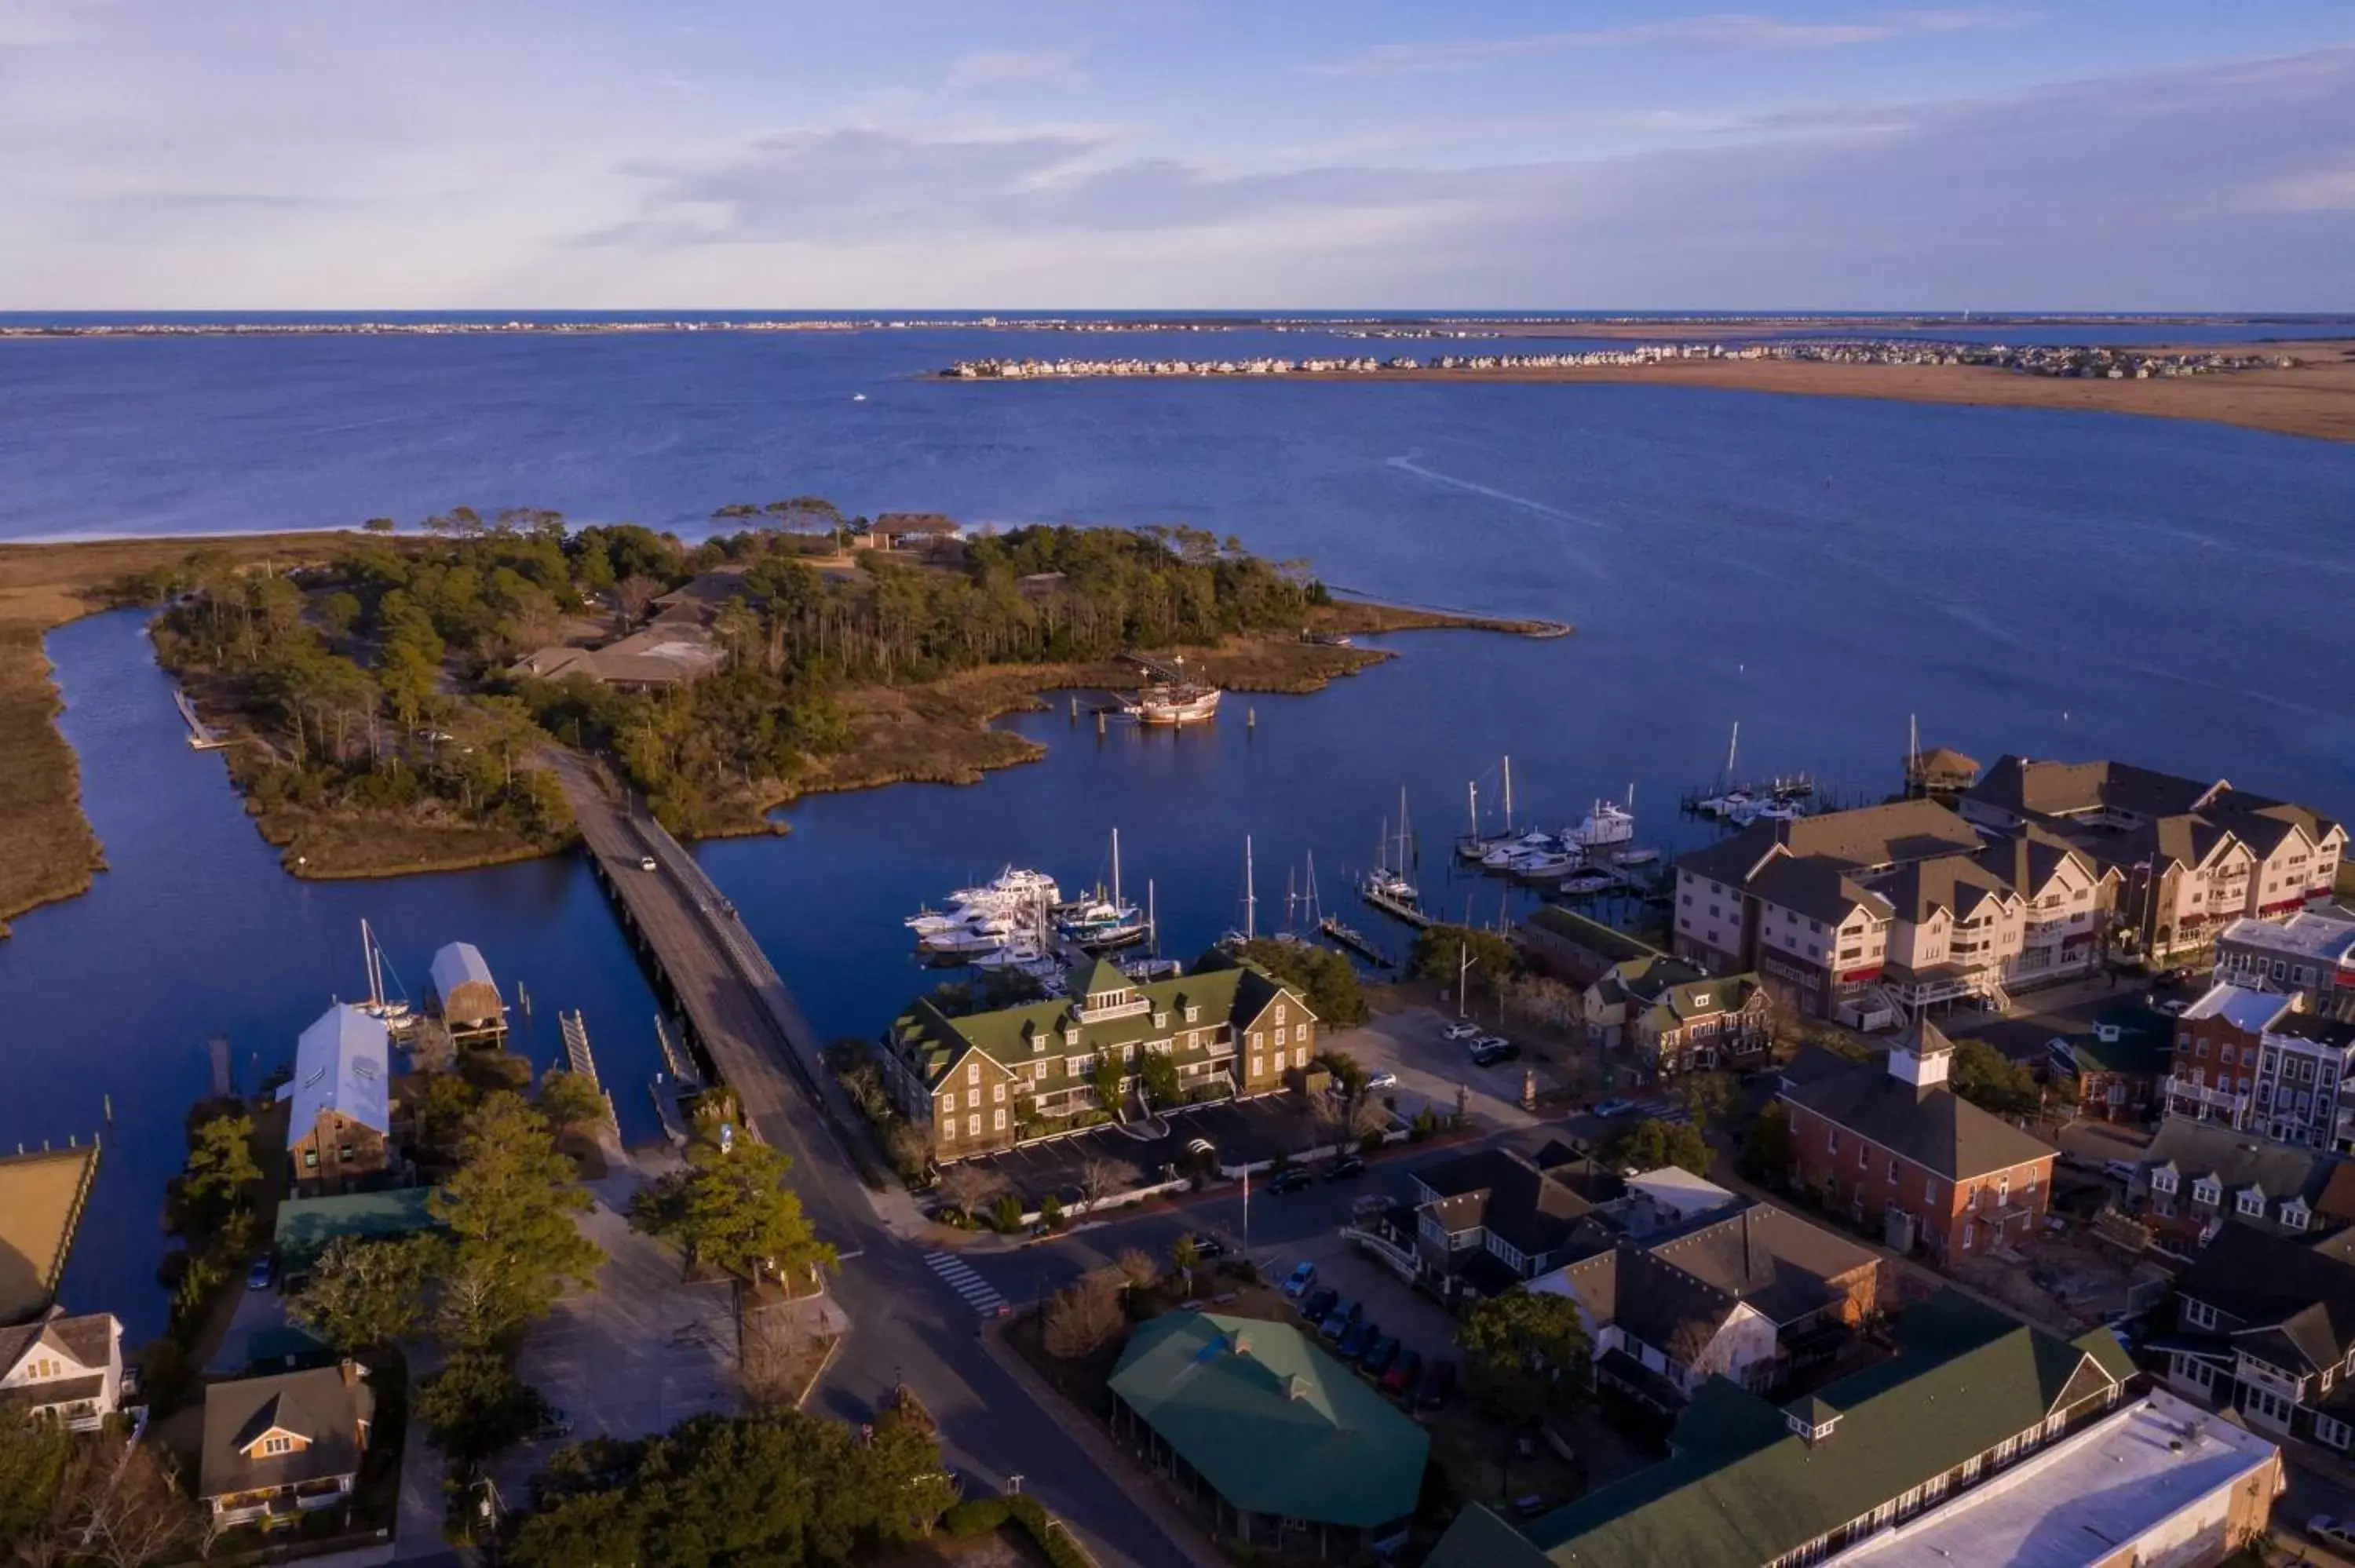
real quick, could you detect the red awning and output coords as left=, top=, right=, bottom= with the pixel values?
left=1840, top=966, right=1884, bottom=983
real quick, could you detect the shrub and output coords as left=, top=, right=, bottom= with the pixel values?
left=943, top=1497, right=1012, bottom=1538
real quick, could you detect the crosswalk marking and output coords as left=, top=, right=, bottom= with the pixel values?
left=925, top=1252, right=1008, bottom=1317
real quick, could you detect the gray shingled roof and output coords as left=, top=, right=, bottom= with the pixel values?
left=1780, top=1054, right=2054, bottom=1181
left=199, top=1365, right=374, bottom=1504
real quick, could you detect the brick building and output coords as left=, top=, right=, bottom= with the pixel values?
left=2163, top=983, right=2298, bottom=1129
left=2214, top=910, right=2355, bottom=1019
left=882, top=953, right=1312, bottom=1163
left=1780, top=1018, right=2057, bottom=1261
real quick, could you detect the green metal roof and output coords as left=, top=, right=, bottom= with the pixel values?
left=1108, top=1312, right=1428, bottom=1530
left=1428, top=1290, right=2134, bottom=1568
left=892, top=955, right=1300, bottom=1092
left=273, top=1187, right=443, bottom=1270
left=1525, top=906, right=1667, bottom=965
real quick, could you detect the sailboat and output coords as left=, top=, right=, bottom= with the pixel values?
left=1059, top=828, right=1149, bottom=950
left=359, top=920, right=417, bottom=1031
left=1119, top=881, right=1181, bottom=983
left=1360, top=787, right=1420, bottom=905
left=1218, top=836, right=1260, bottom=951
left=1455, top=755, right=1517, bottom=859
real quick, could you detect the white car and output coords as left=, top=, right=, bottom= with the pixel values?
left=1366, top=1070, right=1399, bottom=1090
left=1472, top=1035, right=1510, bottom=1052
left=1441, top=1023, right=1480, bottom=1041
left=639, top=855, right=659, bottom=872
left=2309, top=1515, right=2355, bottom=1552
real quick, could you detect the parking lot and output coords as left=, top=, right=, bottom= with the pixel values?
left=1330, top=1006, right=1579, bottom=1132
left=956, top=1093, right=1327, bottom=1208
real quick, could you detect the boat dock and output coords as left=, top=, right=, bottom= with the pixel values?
left=172, top=687, right=228, bottom=749
left=1317, top=916, right=1392, bottom=968
left=557, top=1010, right=622, bottom=1139
left=1358, top=884, right=1432, bottom=929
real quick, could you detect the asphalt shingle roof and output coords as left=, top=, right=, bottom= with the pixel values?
left=199, top=1366, right=374, bottom=1504
left=1780, top=1034, right=2054, bottom=1182
left=1108, top=1313, right=1427, bottom=1529
left=1429, top=1290, right=2132, bottom=1568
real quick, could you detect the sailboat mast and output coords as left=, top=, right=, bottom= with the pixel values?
left=1244, top=836, right=1257, bottom=943
left=1112, top=826, right=1123, bottom=910
left=1503, top=756, right=1514, bottom=833
left=1467, top=780, right=1478, bottom=842
left=361, top=919, right=382, bottom=1011
left=1725, top=721, right=1740, bottom=782
left=1147, top=880, right=1158, bottom=956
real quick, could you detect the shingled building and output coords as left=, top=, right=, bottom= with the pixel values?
left=882, top=953, right=1314, bottom=1162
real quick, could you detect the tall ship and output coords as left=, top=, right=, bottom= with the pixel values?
left=1126, top=682, right=1221, bottom=726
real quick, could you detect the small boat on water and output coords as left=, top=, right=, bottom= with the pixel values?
left=906, top=866, right=1061, bottom=932
left=1509, top=851, right=1579, bottom=881
left=1612, top=846, right=1660, bottom=866
left=1057, top=828, right=1151, bottom=950
left=1559, top=867, right=1619, bottom=896
left=358, top=919, right=418, bottom=1032
left=1567, top=797, right=1636, bottom=849
left=1362, top=789, right=1420, bottom=904
left=1126, top=683, right=1221, bottom=725
left=1481, top=832, right=1557, bottom=871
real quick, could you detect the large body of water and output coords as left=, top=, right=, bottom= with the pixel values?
left=3, top=324, right=2352, bottom=1338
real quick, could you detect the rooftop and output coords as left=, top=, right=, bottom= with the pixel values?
left=1108, top=1312, right=1428, bottom=1529
left=284, top=1005, right=391, bottom=1144
left=1780, top=1040, right=2054, bottom=1183
left=273, top=1186, right=443, bottom=1271
left=199, top=1364, right=375, bottom=1503
left=0, top=1143, right=101, bottom=1324
left=1820, top=1390, right=2275, bottom=1568
left=2220, top=910, right=2355, bottom=963
left=2180, top=982, right=2298, bottom=1034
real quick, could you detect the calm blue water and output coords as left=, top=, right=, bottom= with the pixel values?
left=3, top=329, right=2353, bottom=1338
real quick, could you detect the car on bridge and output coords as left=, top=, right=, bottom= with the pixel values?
left=639, top=855, right=658, bottom=872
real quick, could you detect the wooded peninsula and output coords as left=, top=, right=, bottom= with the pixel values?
left=0, top=512, right=1557, bottom=931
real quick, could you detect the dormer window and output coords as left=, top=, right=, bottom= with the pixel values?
left=1063, top=1026, right=1079, bottom=1046
left=1185, top=1006, right=1199, bottom=1023
left=263, top=1435, right=293, bottom=1456
left=2193, top=1177, right=2222, bottom=1207
left=2285, top=1199, right=2312, bottom=1231
left=1153, top=1012, right=1167, bottom=1029
left=2151, top=1169, right=2178, bottom=1195
left=2236, top=1188, right=2266, bottom=1218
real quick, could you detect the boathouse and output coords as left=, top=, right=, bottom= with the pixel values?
left=425, top=942, right=506, bottom=1045
left=284, top=1005, right=392, bottom=1194
left=0, top=1141, right=102, bottom=1325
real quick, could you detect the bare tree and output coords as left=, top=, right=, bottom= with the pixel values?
left=614, top=573, right=663, bottom=625
left=68, top=1439, right=203, bottom=1568
left=737, top=1301, right=812, bottom=1409
left=1043, top=1270, right=1127, bottom=1360
left=933, top=1162, right=1010, bottom=1223
left=1075, top=1154, right=1136, bottom=1212
left=1113, top=1248, right=1159, bottom=1295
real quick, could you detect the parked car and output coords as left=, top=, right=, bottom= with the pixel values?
left=1382, top=1348, right=1423, bottom=1395
left=1337, top=1319, right=1379, bottom=1361
left=1182, top=1232, right=1227, bottom=1260
left=1593, top=1097, right=1638, bottom=1118
left=1360, top=1336, right=1401, bottom=1377
left=2309, top=1517, right=2355, bottom=1553
left=1414, top=1358, right=1458, bottom=1410
left=1470, top=1034, right=1510, bottom=1052
left=528, top=1406, right=575, bottom=1442
left=2160, top=998, right=2190, bottom=1016
left=1301, top=1285, right=1338, bottom=1322
left=1268, top=1167, right=1314, bottom=1194
left=1442, top=1022, right=1481, bottom=1041
left=1366, top=1070, right=1399, bottom=1090
left=1282, top=1260, right=1318, bottom=1297
left=1320, top=1301, right=1362, bottom=1340
left=2102, top=1158, right=2139, bottom=1183
left=1326, top=1155, right=1367, bottom=1182
left=1471, top=1042, right=1521, bottom=1066
left=245, top=1253, right=276, bottom=1293
left=638, top=855, right=659, bottom=872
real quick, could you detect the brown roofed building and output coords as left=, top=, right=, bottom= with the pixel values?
left=1780, top=1017, right=2057, bottom=1261
left=866, top=512, right=961, bottom=550
left=1900, top=745, right=1979, bottom=803
left=199, top=1362, right=376, bottom=1528
left=0, top=1142, right=101, bottom=1325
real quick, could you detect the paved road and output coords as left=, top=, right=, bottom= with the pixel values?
left=548, top=753, right=1195, bottom=1568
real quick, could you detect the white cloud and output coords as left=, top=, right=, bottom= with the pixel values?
left=1311, top=8, right=2039, bottom=76
left=944, top=48, right=1087, bottom=91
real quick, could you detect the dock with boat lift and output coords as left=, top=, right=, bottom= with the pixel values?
left=172, top=686, right=228, bottom=749
left=1317, top=915, right=1393, bottom=967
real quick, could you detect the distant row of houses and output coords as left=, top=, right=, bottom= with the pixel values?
left=1668, top=753, right=2343, bottom=1026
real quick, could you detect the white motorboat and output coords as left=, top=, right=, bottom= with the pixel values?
left=1481, top=832, right=1556, bottom=870
left=1612, top=846, right=1660, bottom=866
left=1126, top=683, right=1221, bottom=725
left=1559, top=868, right=1618, bottom=896
left=1567, top=799, right=1635, bottom=848
left=1697, top=790, right=1751, bottom=819
left=1362, top=868, right=1419, bottom=904
left=1509, top=851, right=1578, bottom=879
left=920, top=917, right=1016, bottom=956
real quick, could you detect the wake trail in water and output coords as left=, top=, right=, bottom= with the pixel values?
left=1382, top=454, right=1608, bottom=530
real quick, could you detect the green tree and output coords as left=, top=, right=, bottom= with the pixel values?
left=1601, top=1116, right=1714, bottom=1178
left=1229, top=939, right=1369, bottom=1028
left=320, top=589, right=363, bottom=638
left=1457, top=1290, right=1594, bottom=1425
left=363, top=516, right=397, bottom=534
left=182, top=1113, right=261, bottom=1227
left=630, top=1137, right=836, bottom=1285
left=1950, top=1037, right=2041, bottom=1118
left=1138, top=1049, right=1182, bottom=1109
left=0, top=1404, right=71, bottom=1545
left=1740, top=1101, right=1797, bottom=1185
left=1170, top=1234, right=1200, bottom=1293
left=537, top=1067, right=610, bottom=1143
left=417, top=1347, right=542, bottom=1465
left=1310, top=1048, right=1368, bottom=1099
left=287, top=1234, right=432, bottom=1352
left=1090, top=1053, right=1126, bottom=1115
left=1409, top=924, right=1521, bottom=990
left=1669, top=1070, right=1741, bottom=1130
left=427, top=1092, right=601, bottom=1345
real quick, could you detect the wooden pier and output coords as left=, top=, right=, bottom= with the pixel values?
left=1316, top=916, right=1393, bottom=968
left=172, top=687, right=228, bottom=750
left=1357, top=883, right=1433, bottom=929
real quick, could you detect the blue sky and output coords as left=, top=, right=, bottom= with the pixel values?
left=2, top=1, right=2350, bottom=308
